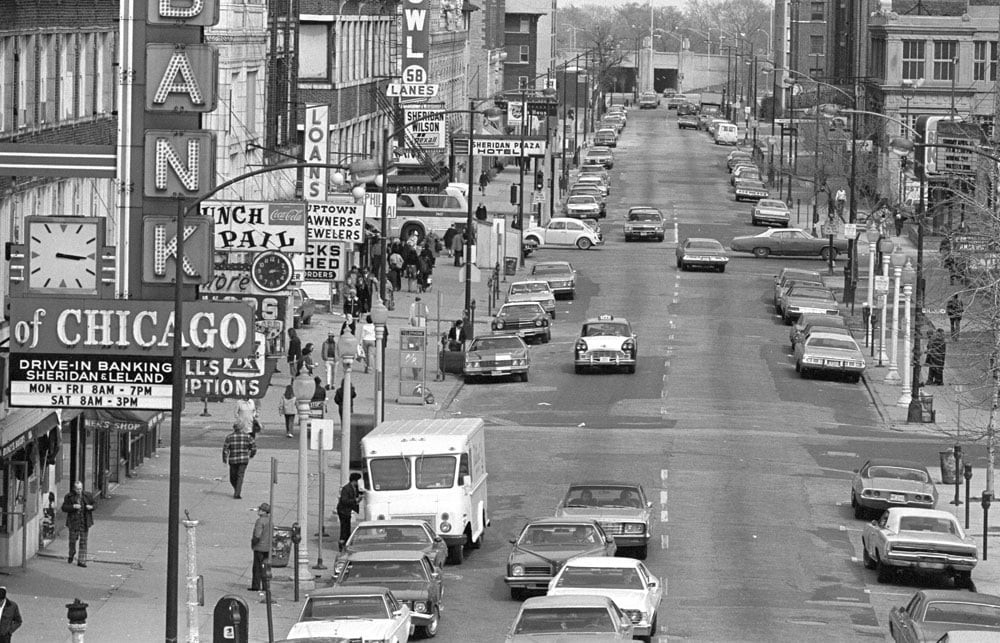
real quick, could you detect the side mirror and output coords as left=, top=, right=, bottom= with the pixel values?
left=462, top=475, right=472, bottom=488
left=434, top=536, right=444, bottom=543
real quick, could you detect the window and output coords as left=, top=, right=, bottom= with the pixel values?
left=811, top=1, right=825, bottom=20
left=974, top=41, right=997, bottom=81
left=299, top=23, right=329, bottom=80
left=519, top=45, right=529, bottom=63
left=520, top=17, right=530, bottom=33
left=933, top=40, right=958, bottom=81
left=810, top=35, right=824, bottom=55
left=902, top=40, right=925, bottom=80
left=245, top=69, right=257, bottom=135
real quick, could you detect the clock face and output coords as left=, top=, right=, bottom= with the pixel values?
left=27, top=220, right=100, bottom=293
left=251, top=251, right=293, bottom=292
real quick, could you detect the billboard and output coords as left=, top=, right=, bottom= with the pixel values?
left=403, top=107, right=446, bottom=149
left=401, top=0, right=431, bottom=84
left=201, top=201, right=308, bottom=252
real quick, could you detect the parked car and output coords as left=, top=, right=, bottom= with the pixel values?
left=524, top=218, right=603, bottom=250
left=624, top=207, right=665, bottom=242
left=547, top=557, right=664, bottom=642
left=507, top=280, right=556, bottom=318
left=675, top=237, right=728, bottom=272
left=332, top=551, right=442, bottom=638
left=573, top=315, right=638, bottom=375
left=554, top=481, right=652, bottom=559
left=731, top=164, right=762, bottom=186
left=727, top=150, right=753, bottom=171
left=505, top=517, right=617, bottom=599
left=492, top=302, right=551, bottom=343
left=505, top=595, right=635, bottom=642
left=576, top=174, right=610, bottom=196
left=564, top=194, right=602, bottom=220
left=336, top=519, right=448, bottom=572
left=730, top=227, right=849, bottom=259
left=851, top=459, right=938, bottom=519
left=780, top=284, right=838, bottom=322
left=678, top=114, right=700, bottom=129
left=594, top=129, right=617, bottom=147
left=299, top=281, right=332, bottom=314
left=774, top=268, right=823, bottom=309
left=889, top=590, right=1000, bottom=642
left=464, top=334, right=530, bottom=382
left=568, top=185, right=607, bottom=217
left=584, top=146, right=615, bottom=168
left=862, top=508, right=979, bottom=587
left=530, top=261, right=576, bottom=299
left=789, top=313, right=848, bottom=349
left=285, top=586, right=411, bottom=641
left=794, top=331, right=865, bottom=382
left=291, top=287, right=316, bottom=327
left=733, top=176, right=769, bottom=202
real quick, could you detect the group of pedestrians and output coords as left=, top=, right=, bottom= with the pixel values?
left=387, top=237, right=437, bottom=293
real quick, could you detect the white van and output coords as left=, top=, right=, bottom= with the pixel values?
left=361, top=418, right=488, bottom=564
left=714, top=122, right=739, bottom=145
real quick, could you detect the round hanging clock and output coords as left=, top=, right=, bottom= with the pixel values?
left=250, top=250, right=293, bottom=292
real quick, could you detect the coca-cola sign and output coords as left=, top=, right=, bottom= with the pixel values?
left=201, top=200, right=307, bottom=252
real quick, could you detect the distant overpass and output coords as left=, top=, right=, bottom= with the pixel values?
left=562, top=50, right=728, bottom=95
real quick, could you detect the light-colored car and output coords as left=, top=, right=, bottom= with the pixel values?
left=794, top=331, right=865, bottom=382
left=731, top=227, right=849, bottom=259
left=568, top=185, right=607, bottom=217
left=594, top=129, right=617, bottom=147
left=678, top=114, right=700, bottom=129
left=492, top=302, right=551, bottom=343
left=505, top=517, right=617, bottom=599
left=789, top=313, right=848, bottom=349
left=584, top=146, right=615, bottom=168
left=727, top=150, right=753, bottom=170
left=336, top=519, right=448, bottom=572
left=751, top=198, right=791, bottom=227
left=574, top=315, right=638, bottom=375
left=851, top=459, right=938, bottom=520
left=782, top=285, right=839, bottom=324
left=554, top=481, right=651, bottom=558
left=638, top=91, right=659, bottom=108
left=285, top=585, right=411, bottom=641
left=464, top=334, right=530, bottom=382
left=530, top=261, right=576, bottom=299
left=547, top=557, right=664, bottom=641
left=524, top=218, right=603, bottom=251
left=624, top=207, right=665, bottom=242
left=505, top=594, right=634, bottom=642
left=563, top=194, right=601, bottom=220
left=575, top=174, right=610, bottom=196
left=862, top=508, right=978, bottom=588
left=889, top=590, right=1000, bottom=643
left=507, top=280, right=556, bottom=318
left=578, top=164, right=610, bottom=181
left=675, top=237, right=729, bottom=272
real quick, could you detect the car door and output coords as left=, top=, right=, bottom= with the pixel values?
left=545, top=220, right=569, bottom=245
left=783, top=230, right=814, bottom=255
left=563, top=220, right=588, bottom=245
left=386, top=591, right=410, bottom=640
left=890, top=593, right=923, bottom=643
left=637, top=563, right=663, bottom=618
left=766, top=230, right=792, bottom=255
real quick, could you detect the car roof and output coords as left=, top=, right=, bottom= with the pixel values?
left=522, top=594, right=617, bottom=609
left=886, top=507, right=961, bottom=520
left=307, top=585, right=393, bottom=597
left=799, top=315, right=846, bottom=327
left=340, top=550, right=428, bottom=562
left=478, top=333, right=524, bottom=341
left=806, top=331, right=854, bottom=341
left=512, top=280, right=549, bottom=286
left=910, top=589, right=1000, bottom=606
left=562, top=556, right=643, bottom=569
left=862, top=458, right=931, bottom=470
left=780, top=268, right=822, bottom=278
left=533, top=261, right=572, bottom=269
left=627, top=206, right=661, bottom=212
left=685, top=237, right=722, bottom=244
left=569, top=480, right=640, bottom=487
left=524, top=516, right=604, bottom=527
left=355, top=519, right=431, bottom=529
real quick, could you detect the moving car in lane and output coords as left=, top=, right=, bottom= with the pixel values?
left=505, top=595, right=635, bottom=642
left=678, top=113, right=700, bottom=129
left=638, top=91, right=660, bottom=108
left=574, top=315, right=638, bottom=374
left=851, top=459, right=938, bottom=520
left=505, top=517, right=617, bottom=600
left=751, top=198, right=791, bottom=227
left=464, top=334, right=530, bottom=383
left=336, top=519, right=448, bottom=572
left=530, top=261, right=576, bottom=299
left=889, top=590, right=1000, bottom=642
left=554, top=481, right=652, bottom=559
left=285, top=586, right=411, bottom=641
left=507, top=280, right=557, bottom=318
left=733, top=176, right=769, bottom=202
left=492, top=302, right=551, bottom=344
left=331, top=551, right=443, bottom=639
left=730, top=227, right=850, bottom=259
left=524, top=218, right=603, bottom=251
left=862, top=508, right=979, bottom=588
left=675, top=237, right=729, bottom=272
left=794, top=331, right=865, bottom=382
left=789, top=313, right=849, bottom=349
left=624, top=207, right=666, bottom=242
left=547, top=557, right=664, bottom=642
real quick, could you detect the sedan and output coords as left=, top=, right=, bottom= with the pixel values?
left=464, top=334, right=530, bottom=383
left=507, top=280, right=556, bottom=318
left=730, top=227, right=849, bottom=259
left=676, top=237, right=729, bottom=272
left=594, top=129, right=617, bottom=147
left=889, top=590, right=1000, bottom=642
left=568, top=185, right=607, bottom=217
left=789, top=313, right=848, bottom=349
left=492, top=302, right=551, bottom=343
left=677, top=114, right=699, bottom=129
left=336, top=519, right=447, bottom=572
left=727, top=150, right=752, bottom=170
left=584, top=146, right=614, bottom=168
left=286, top=586, right=411, bottom=641
left=554, top=481, right=652, bottom=558
left=563, top=194, right=601, bottom=220
left=576, top=174, right=609, bottom=196
left=530, top=260, right=576, bottom=299
left=794, top=331, right=866, bottom=382
left=751, top=199, right=792, bottom=227
left=734, top=176, right=769, bottom=202
left=730, top=164, right=761, bottom=185
left=505, top=517, right=616, bottom=599
left=548, top=557, right=664, bottom=642
left=624, top=207, right=665, bottom=242
left=780, top=284, right=837, bottom=322
left=524, top=218, right=603, bottom=250
left=505, top=595, right=634, bottom=642
left=774, top=267, right=823, bottom=308
left=574, top=315, right=637, bottom=375
left=851, top=459, right=938, bottom=519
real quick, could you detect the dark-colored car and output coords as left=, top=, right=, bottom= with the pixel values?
left=727, top=151, right=753, bottom=171
left=781, top=284, right=839, bottom=324
left=789, top=313, right=848, bottom=349
left=336, top=519, right=448, bottom=572
left=774, top=268, right=823, bottom=308
left=292, top=287, right=315, bottom=327
left=506, top=595, right=635, bottom=642
left=464, top=334, right=530, bottom=382
left=851, top=459, right=938, bottom=520
left=777, top=279, right=828, bottom=315
left=734, top=177, right=769, bottom=202
left=505, top=517, right=617, bottom=599
left=530, top=261, right=576, bottom=299
left=730, top=228, right=849, bottom=259
left=624, top=207, right=665, bottom=242
left=678, top=114, right=699, bottom=129
left=675, top=237, right=729, bottom=272
left=554, top=482, right=652, bottom=559
left=492, top=302, right=551, bottom=343
left=889, top=590, right=1000, bottom=642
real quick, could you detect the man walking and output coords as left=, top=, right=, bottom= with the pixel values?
left=337, top=472, right=365, bottom=551
left=249, top=503, right=271, bottom=592
left=0, top=587, right=22, bottom=643
left=926, top=328, right=947, bottom=385
left=947, top=293, right=964, bottom=341
left=61, top=481, right=95, bottom=567
left=222, top=423, right=257, bottom=499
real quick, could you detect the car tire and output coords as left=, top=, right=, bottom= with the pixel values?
left=626, top=364, right=636, bottom=374
left=955, top=570, right=975, bottom=590
left=751, top=217, right=758, bottom=226
left=574, top=365, right=584, bottom=374
left=550, top=310, right=556, bottom=320
left=542, top=332, right=550, bottom=343
left=820, top=247, right=838, bottom=261
left=577, top=237, right=593, bottom=250
left=718, top=265, right=726, bottom=273
left=520, top=371, right=529, bottom=383
left=753, top=247, right=770, bottom=258
left=876, top=557, right=893, bottom=583
left=657, top=235, right=664, bottom=242
left=419, top=605, right=440, bottom=638
left=510, top=587, right=528, bottom=601
left=634, top=543, right=647, bottom=560
left=862, top=541, right=876, bottom=569
left=853, top=494, right=866, bottom=520
left=849, top=373, right=861, bottom=384
left=447, top=543, right=464, bottom=565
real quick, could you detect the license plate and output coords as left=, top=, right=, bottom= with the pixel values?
left=492, top=370, right=505, bottom=376
left=826, top=360, right=842, bottom=367
left=890, top=494, right=905, bottom=503
left=599, top=357, right=613, bottom=362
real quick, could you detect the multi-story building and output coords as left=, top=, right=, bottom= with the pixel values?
left=503, top=11, right=544, bottom=91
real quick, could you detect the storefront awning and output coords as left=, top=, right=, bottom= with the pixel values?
left=0, top=408, right=59, bottom=457
left=84, top=409, right=165, bottom=433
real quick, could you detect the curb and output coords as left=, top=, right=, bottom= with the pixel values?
left=860, top=371, right=887, bottom=426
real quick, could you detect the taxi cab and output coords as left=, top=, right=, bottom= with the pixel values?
left=574, top=315, right=637, bottom=374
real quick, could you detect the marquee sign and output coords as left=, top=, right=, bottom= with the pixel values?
left=143, top=130, right=217, bottom=198
left=307, top=202, right=365, bottom=243
left=9, top=354, right=173, bottom=410
left=201, top=201, right=308, bottom=252
left=401, top=0, right=430, bottom=84
left=145, top=44, right=219, bottom=112
left=142, top=216, right=215, bottom=285
left=304, top=106, right=329, bottom=199
left=452, top=136, right=548, bottom=157
left=185, top=331, right=273, bottom=399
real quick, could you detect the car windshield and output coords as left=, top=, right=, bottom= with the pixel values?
left=923, top=601, right=1000, bottom=625
left=532, top=264, right=570, bottom=275
left=629, top=212, right=661, bottom=222
left=500, top=304, right=542, bottom=317
left=470, top=337, right=523, bottom=351
left=415, top=454, right=456, bottom=489
left=341, top=560, right=427, bottom=582
left=807, top=337, right=857, bottom=351
left=520, top=524, right=600, bottom=546
left=568, top=196, right=596, bottom=205
left=898, top=516, right=960, bottom=534
left=301, top=595, right=390, bottom=620
left=564, top=485, right=642, bottom=508
left=369, top=457, right=410, bottom=491
left=758, top=200, right=786, bottom=209
left=789, top=288, right=833, bottom=299
left=556, top=566, right=645, bottom=590
left=512, top=283, right=551, bottom=294
left=514, top=607, right=616, bottom=634
left=582, top=323, right=631, bottom=338
left=687, top=240, right=723, bottom=250
left=867, top=466, right=930, bottom=482
left=350, top=525, right=431, bottom=547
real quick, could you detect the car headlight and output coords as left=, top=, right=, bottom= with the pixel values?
left=576, top=340, right=587, bottom=352
left=623, top=522, right=645, bottom=534
left=513, top=358, right=526, bottom=366
left=495, top=320, right=504, bottom=329
left=625, top=225, right=634, bottom=232
left=622, top=339, right=636, bottom=354
left=333, top=560, right=346, bottom=574
left=534, top=320, right=543, bottom=327
left=623, top=609, right=645, bottom=623
left=440, top=521, right=451, bottom=533
left=510, top=564, right=525, bottom=576
left=467, top=361, right=479, bottom=368
left=412, top=601, right=428, bottom=613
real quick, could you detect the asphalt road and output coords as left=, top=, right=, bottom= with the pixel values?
left=428, top=109, right=966, bottom=641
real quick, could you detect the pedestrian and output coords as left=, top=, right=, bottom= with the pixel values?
left=445, top=319, right=467, bottom=352
left=893, top=207, right=905, bottom=236
left=337, top=472, right=365, bottom=551
left=278, top=385, right=297, bottom=438
left=222, top=422, right=257, bottom=499
left=343, top=288, right=362, bottom=319
left=926, top=328, right=947, bottom=385
left=451, top=227, right=464, bottom=266
left=408, top=296, right=428, bottom=328
left=300, top=342, right=316, bottom=376
left=286, top=328, right=302, bottom=376
left=475, top=202, right=488, bottom=221
left=417, top=247, right=434, bottom=293
left=62, top=481, right=96, bottom=567
left=478, top=170, right=489, bottom=194
left=402, top=244, right=420, bottom=291
left=356, top=274, right=371, bottom=315
left=360, top=315, right=376, bottom=374
left=321, top=331, right=338, bottom=390
left=388, top=245, right=404, bottom=292
left=234, top=398, right=256, bottom=432
left=334, top=378, right=357, bottom=420
left=310, top=376, right=327, bottom=416
left=443, top=224, right=457, bottom=257
left=0, top=587, right=23, bottom=643
left=947, top=293, right=964, bottom=341
left=248, top=502, right=271, bottom=592
left=835, top=188, right=847, bottom=219
left=558, top=173, right=567, bottom=196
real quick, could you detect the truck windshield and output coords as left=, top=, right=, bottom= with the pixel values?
left=415, top=455, right=457, bottom=489
left=369, top=457, right=411, bottom=491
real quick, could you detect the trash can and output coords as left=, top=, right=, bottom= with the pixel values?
left=939, top=450, right=964, bottom=485
left=270, top=526, right=293, bottom=568
left=504, top=257, right=518, bottom=276
left=919, top=393, right=935, bottom=423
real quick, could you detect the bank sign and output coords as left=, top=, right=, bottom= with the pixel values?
left=9, top=298, right=254, bottom=359
left=201, top=201, right=307, bottom=252
left=9, top=354, right=173, bottom=410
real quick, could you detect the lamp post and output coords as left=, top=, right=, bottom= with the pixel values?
left=864, top=222, right=879, bottom=347
left=371, top=299, right=388, bottom=426
left=291, top=372, right=316, bottom=591
left=518, top=87, right=528, bottom=266
left=885, top=244, right=906, bottom=382
left=878, top=250, right=891, bottom=366
left=898, top=259, right=916, bottom=407
left=337, top=330, right=359, bottom=489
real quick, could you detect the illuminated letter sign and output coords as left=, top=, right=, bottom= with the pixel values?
left=401, top=0, right=430, bottom=84
left=148, top=0, right=220, bottom=26
left=142, top=216, right=215, bottom=285
left=304, top=105, right=329, bottom=200
left=144, top=130, right=216, bottom=198
left=146, top=44, right=218, bottom=112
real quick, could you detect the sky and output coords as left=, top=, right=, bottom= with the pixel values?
left=560, top=0, right=689, bottom=8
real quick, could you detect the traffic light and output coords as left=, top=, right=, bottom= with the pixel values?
left=535, top=170, right=544, bottom=191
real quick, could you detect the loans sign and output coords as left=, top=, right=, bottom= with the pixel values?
left=201, top=201, right=308, bottom=252
left=304, top=105, right=329, bottom=199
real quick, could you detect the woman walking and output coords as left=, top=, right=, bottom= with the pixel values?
left=278, top=385, right=297, bottom=438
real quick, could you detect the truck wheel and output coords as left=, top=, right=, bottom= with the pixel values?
left=447, top=543, right=464, bottom=565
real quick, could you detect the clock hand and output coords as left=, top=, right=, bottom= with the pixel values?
left=55, top=252, right=87, bottom=260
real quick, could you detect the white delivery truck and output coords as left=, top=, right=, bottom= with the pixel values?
left=361, top=418, right=488, bottom=564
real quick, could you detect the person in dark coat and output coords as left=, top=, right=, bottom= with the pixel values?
left=337, top=472, right=365, bottom=550
left=947, top=293, right=964, bottom=340
left=475, top=202, right=488, bottom=221
left=286, top=328, right=302, bottom=376
left=445, top=319, right=468, bottom=351
left=443, top=225, right=457, bottom=257
left=926, top=329, right=947, bottom=385
left=334, top=378, right=357, bottom=420
left=478, top=170, right=489, bottom=193
left=343, top=288, right=362, bottom=319
left=61, top=481, right=96, bottom=567
left=402, top=243, right=420, bottom=291
left=0, top=587, right=23, bottom=643
left=249, top=503, right=271, bottom=592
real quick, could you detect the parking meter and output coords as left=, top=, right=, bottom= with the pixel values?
left=212, top=595, right=248, bottom=643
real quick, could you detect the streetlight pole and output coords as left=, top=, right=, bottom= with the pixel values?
left=886, top=246, right=904, bottom=382
left=464, top=99, right=476, bottom=318
left=291, top=372, right=315, bottom=592
left=897, top=259, right=915, bottom=407
left=338, top=330, right=359, bottom=489
left=518, top=87, right=527, bottom=266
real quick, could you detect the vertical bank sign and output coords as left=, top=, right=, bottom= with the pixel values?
left=401, top=0, right=431, bottom=84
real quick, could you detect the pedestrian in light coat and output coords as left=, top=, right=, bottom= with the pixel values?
left=61, top=481, right=96, bottom=567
